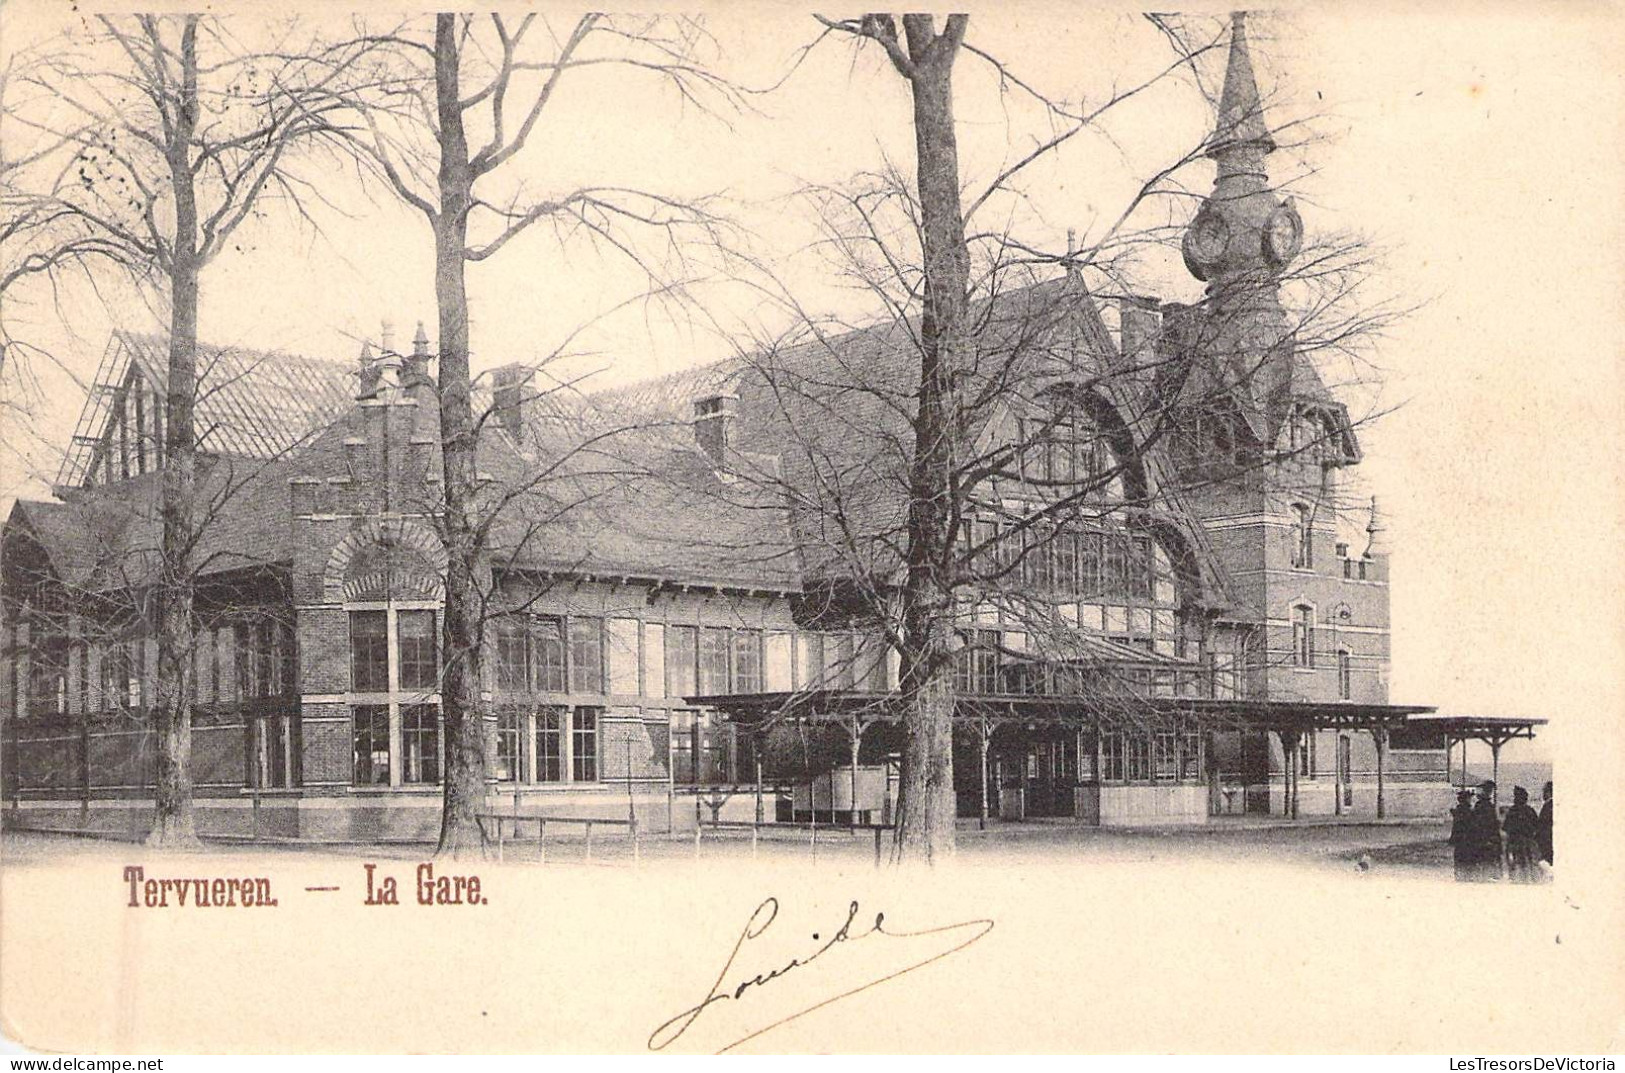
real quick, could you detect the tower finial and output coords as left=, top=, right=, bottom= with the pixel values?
left=1363, top=494, right=1388, bottom=557
left=1209, top=11, right=1276, bottom=162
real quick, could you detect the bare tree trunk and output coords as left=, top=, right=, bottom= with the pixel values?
left=148, top=17, right=202, bottom=848
left=432, top=14, right=487, bottom=858
left=891, top=15, right=971, bottom=864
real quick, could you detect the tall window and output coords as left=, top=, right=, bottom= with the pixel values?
left=535, top=616, right=567, bottom=692
left=1292, top=605, right=1315, bottom=668
left=401, top=703, right=439, bottom=783
left=1179, top=732, right=1202, bottom=781
left=350, top=611, right=389, bottom=692
left=1127, top=733, right=1151, bottom=781
left=699, top=628, right=731, bottom=694
left=236, top=617, right=285, bottom=700
left=495, top=617, right=529, bottom=692
left=1154, top=732, right=1178, bottom=781
left=1291, top=504, right=1314, bottom=569
left=569, top=617, right=603, bottom=693
left=1102, top=732, right=1125, bottom=782
left=99, top=642, right=138, bottom=713
left=352, top=704, right=390, bottom=785
left=495, top=706, right=523, bottom=781
left=29, top=634, right=68, bottom=718
left=1338, top=649, right=1352, bottom=700
left=734, top=631, right=762, bottom=694
left=535, top=706, right=564, bottom=782
left=1104, top=530, right=1130, bottom=599
left=667, top=626, right=697, bottom=698
left=1129, top=533, right=1155, bottom=601
left=571, top=708, right=598, bottom=781
left=397, top=611, right=437, bottom=691
left=955, top=629, right=1001, bottom=694
left=1077, top=528, right=1102, bottom=597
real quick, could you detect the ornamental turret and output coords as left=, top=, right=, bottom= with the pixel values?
left=1180, top=11, right=1306, bottom=441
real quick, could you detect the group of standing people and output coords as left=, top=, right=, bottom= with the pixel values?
left=1450, top=779, right=1553, bottom=883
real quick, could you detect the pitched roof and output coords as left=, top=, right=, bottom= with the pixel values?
left=58, top=331, right=356, bottom=486
left=8, top=449, right=301, bottom=593
left=586, top=276, right=1130, bottom=583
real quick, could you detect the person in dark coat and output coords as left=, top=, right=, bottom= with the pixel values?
left=1448, top=789, right=1475, bottom=881
left=1502, top=785, right=1541, bottom=883
left=1469, top=780, right=1502, bottom=881
left=1538, top=780, right=1554, bottom=867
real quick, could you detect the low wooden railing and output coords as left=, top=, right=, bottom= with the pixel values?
left=694, top=817, right=894, bottom=866
left=476, top=812, right=639, bottom=864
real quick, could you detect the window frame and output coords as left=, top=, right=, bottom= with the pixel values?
left=348, top=610, right=389, bottom=693
left=1292, top=604, right=1316, bottom=669
left=396, top=610, right=438, bottom=692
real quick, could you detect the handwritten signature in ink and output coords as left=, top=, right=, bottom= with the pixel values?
left=648, top=896, right=994, bottom=1053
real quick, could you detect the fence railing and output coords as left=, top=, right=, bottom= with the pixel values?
left=694, top=816, right=894, bottom=866
left=475, top=812, right=640, bottom=864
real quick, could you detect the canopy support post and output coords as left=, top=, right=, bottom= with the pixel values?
left=1373, top=725, right=1389, bottom=820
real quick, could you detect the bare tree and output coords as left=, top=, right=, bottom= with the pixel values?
left=333, top=13, right=738, bottom=856
left=685, top=11, right=1398, bottom=863
left=2, top=15, right=377, bottom=845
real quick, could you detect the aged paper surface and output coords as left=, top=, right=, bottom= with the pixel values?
left=1, top=0, right=1622, bottom=1055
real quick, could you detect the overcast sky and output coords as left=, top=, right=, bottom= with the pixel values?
left=3, top=4, right=1620, bottom=760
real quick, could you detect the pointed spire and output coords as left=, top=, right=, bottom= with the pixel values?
left=412, top=321, right=429, bottom=358
left=1209, top=11, right=1275, bottom=162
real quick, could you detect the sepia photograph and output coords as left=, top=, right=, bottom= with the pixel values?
left=0, top=0, right=1619, bottom=1058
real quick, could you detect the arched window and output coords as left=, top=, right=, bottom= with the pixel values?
left=1291, top=503, right=1314, bottom=569
left=1292, top=605, right=1315, bottom=668
left=1337, top=649, right=1352, bottom=700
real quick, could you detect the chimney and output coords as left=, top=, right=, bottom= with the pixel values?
left=492, top=364, right=533, bottom=436
left=380, top=319, right=396, bottom=358
left=356, top=341, right=382, bottom=398
left=1117, top=295, right=1161, bottom=364
left=403, top=321, right=432, bottom=389
left=693, top=393, right=738, bottom=466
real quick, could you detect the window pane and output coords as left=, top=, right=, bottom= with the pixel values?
left=572, top=707, right=598, bottom=781
left=352, top=704, right=390, bottom=785
left=535, top=706, right=564, bottom=782
left=667, top=626, right=697, bottom=698
left=496, top=617, right=529, bottom=693
left=1104, top=531, right=1130, bottom=600
left=733, top=631, right=762, bottom=694
left=696, top=711, right=729, bottom=784
left=349, top=611, right=388, bottom=692
left=495, top=706, right=523, bottom=781
left=669, top=710, right=696, bottom=783
left=1078, top=529, right=1102, bottom=598
left=534, top=617, right=566, bottom=693
left=401, top=703, right=439, bottom=783
left=570, top=618, right=603, bottom=693
left=1102, top=733, right=1124, bottom=782
left=699, top=628, right=731, bottom=695
left=1127, top=733, right=1151, bottom=781
left=397, top=610, right=438, bottom=691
